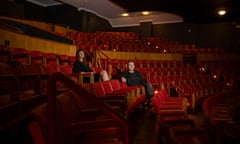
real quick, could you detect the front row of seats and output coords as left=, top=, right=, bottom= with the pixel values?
left=91, top=79, right=147, bottom=118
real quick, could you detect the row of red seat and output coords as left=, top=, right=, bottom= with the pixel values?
left=157, top=114, right=210, bottom=144
left=149, top=73, right=230, bottom=113
left=152, top=89, right=211, bottom=144
left=0, top=45, right=75, bottom=65
left=67, top=30, right=225, bottom=54
left=99, top=58, right=183, bottom=70
left=202, top=91, right=240, bottom=143
left=203, top=91, right=240, bottom=124
left=91, top=79, right=147, bottom=118
left=151, top=89, right=188, bottom=118
left=0, top=63, right=46, bottom=133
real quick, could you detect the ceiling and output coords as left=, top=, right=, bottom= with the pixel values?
left=110, top=0, right=240, bottom=22
left=26, top=0, right=240, bottom=27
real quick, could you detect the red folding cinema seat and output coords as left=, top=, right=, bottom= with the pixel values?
left=160, top=89, right=188, bottom=103
left=177, top=83, right=197, bottom=113
left=148, top=75, right=161, bottom=91
left=68, top=56, right=76, bottom=65
left=42, top=64, right=70, bottom=94
left=101, top=81, right=134, bottom=107
left=28, top=50, right=44, bottom=64
left=103, top=80, right=133, bottom=95
left=58, top=54, right=70, bottom=66
left=43, top=53, right=58, bottom=65
left=58, top=65, right=73, bottom=75
left=110, top=79, right=147, bottom=104
left=9, top=47, right=29, bottom=64
left=151, top=90, right=188, bottom=118
left=109, top=79, right=141, bottom=96
left=92, top=82, right=128, bottom=115
left=101, top=80, right=146, bottom=117
left=0, top=45, right=11, bottom=63
left=102, top=80, right=146, bottom=112
left=41, top=64, right=59, bottom=74
left=156, top=92, right=186, bottom=109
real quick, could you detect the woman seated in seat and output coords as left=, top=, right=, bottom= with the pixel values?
left=72, top=49, right=109, bottom=82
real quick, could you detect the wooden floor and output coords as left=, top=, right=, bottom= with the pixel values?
left=130, top=108, right=159, bottom=144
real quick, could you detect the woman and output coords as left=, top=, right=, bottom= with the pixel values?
left=72, top=49, right=109, bottom=82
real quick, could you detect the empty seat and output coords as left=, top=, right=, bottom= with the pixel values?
left=41, top=64, right=59, bottom=74
left=69, top=56, right=76, bottom=65
left=58, top=65, right=73, bottom=75
left=8, top=47, right=29, bottom=64
left=151, top=90, right=188, bottom=119
left=58, top=54, right=70, bottom=66
left=43, top=53, right=58, bottom=65
left=28, top=50, right=44, bottom=64
left=0, top=45, right=11, bottom=63
left=92, top=82, right=128, bottom=114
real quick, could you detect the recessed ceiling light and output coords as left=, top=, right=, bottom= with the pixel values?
left=121, top=13, right=129, bottom=17
left=141, top=11, right=150, bottom=15
left=217, top=10, right=226, bottom=16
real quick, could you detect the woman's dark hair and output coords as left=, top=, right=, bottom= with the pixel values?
left=75, top=49, right=84, bottom=59
left=75, top=49, right=92, bottom=63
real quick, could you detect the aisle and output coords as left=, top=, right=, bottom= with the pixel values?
left=130, top=109, right=159, bottom=144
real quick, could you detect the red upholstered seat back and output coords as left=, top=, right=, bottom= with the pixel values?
left=92, top=82, right=106, bottom=97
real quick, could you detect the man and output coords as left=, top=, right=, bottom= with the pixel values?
left=120, top=61, right=154, bottom=109
left=120, top=61, right=146, bottom=86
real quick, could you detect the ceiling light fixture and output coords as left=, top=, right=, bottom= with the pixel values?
left=141, top=11, right=150, bottom=15
left=217, top=10, right=226, bottom=16
left=121, top=12, right=129, bottom=17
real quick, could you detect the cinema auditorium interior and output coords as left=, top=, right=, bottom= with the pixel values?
left=0, top=0, right=240, bottom=144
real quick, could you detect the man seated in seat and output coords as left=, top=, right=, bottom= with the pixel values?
left=120, top=61, right=154, bottom=109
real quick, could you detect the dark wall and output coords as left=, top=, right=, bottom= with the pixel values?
left=152, top=23, right=184, bottom=42
left=0, top=0, right=24, bottom=18
left=182, top=23, right=197, bottom=45
left=139, top=22, right=153, bottom=40
left=23, top=1, right=111, bottom=32
left=196, top=23, right=234, bottom=49
left=81, top=11, right=111, bottom=32
left=233, top=26, right=240, bottom=53
left=45, top=5, right=82, bottom=31
left=24, top=1, right=45, bottom=21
